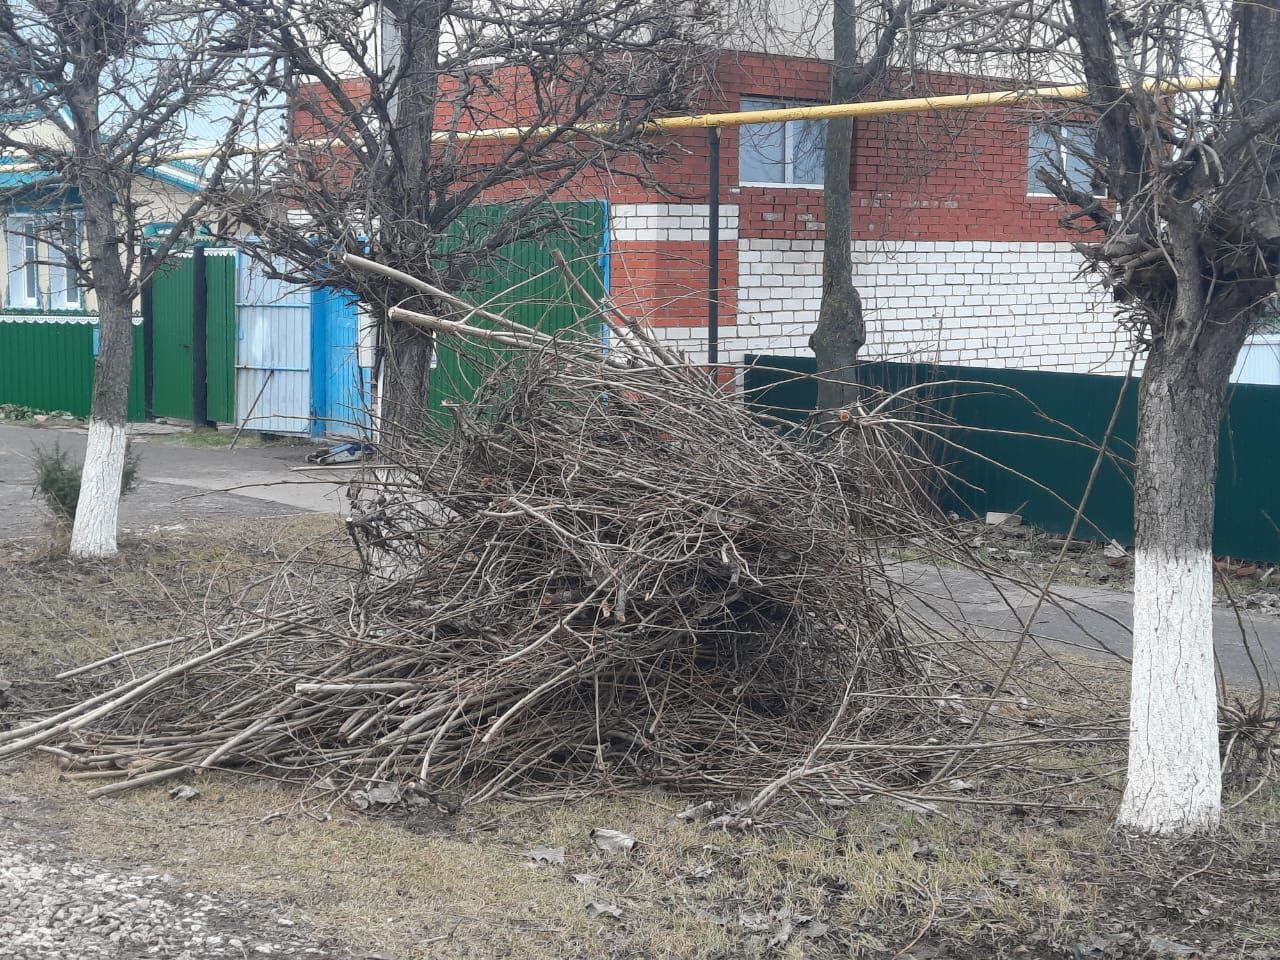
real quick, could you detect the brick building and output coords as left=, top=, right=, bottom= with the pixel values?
left=291, top=45, right=1133, bottom=377
left=595, top=51, right=1129, bottom=374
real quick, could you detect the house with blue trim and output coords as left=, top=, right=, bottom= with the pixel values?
left=0, top=152, right=205, bottom=324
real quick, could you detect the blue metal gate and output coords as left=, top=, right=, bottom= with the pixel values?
left=311, top=286, right=371, bottom=438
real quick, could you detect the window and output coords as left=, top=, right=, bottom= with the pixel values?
left=5, top=216, right=39, bottom=308
left=1028, top=123, right=1099, bottom=197
left=49, top=217, right=83, bottom=309
left=4, top=213, right=82, bottom=310
left=739, top=97, right=826, bottom=187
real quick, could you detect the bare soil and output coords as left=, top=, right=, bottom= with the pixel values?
left=2, top=518, right=1279, bottom=960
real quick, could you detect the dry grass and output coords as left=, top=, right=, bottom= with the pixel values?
left=0, top=514, right=341, bottom=683
left=2, top=517, right=1278, bottom=960
left=2, top=757, right=1110, bottom=960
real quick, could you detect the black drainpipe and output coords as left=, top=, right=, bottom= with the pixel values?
left=707, top=126, right=721, bottom=374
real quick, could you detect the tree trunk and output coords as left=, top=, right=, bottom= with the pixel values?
left=70, top=279, right=133, bottom=560
left=379, top=315, right=435, bottom=449
left=373, top=0, right=444, bottom=447
left=809, top=0, right=863, bottom=412
left=1117, top=320, right=1245, bottom=835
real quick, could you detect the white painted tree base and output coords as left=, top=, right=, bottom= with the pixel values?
left=1118, top=545, right=1221, bottom=835
left=69, top=419, right=128, bottom=560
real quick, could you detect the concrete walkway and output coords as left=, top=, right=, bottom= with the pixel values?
left=3, top=420, right=1276, bottom=687
left=0, top=422, right=351, bottom=538
left=894, top=561, right=1280, bottom=688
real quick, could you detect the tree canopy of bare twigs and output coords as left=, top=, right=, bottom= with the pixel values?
left=217, top=0, right=717, bottom=444
left=0, top=0, right=269, bottom=558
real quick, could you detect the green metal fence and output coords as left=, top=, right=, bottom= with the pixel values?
left=744, top=354, right=1280, bottom=562
left=148, top=251, right=236, bottom=423
left=0, top=317, right=145, bottom=420
left=426, top=202, right=606, bottom=422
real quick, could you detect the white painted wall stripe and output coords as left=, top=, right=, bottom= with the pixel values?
left=733, top=238, right=1136, bottom=375
left=610, top=203, right=739, bottom=243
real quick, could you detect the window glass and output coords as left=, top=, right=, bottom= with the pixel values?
left=791, top=118, right=827, bottom=185
left=1028, top=123, right=1098, bottom=197
left=740, top=97, right=825, bottom=186
left=1027, top=126, right=1058, bottom=195
left=1061, top=124, right=1095, bottom=195
left=5, top=217, right=38, bottom=308
left=51, top=217, right=82, bottom=309
left=23, top=232, right=38, bottom=300
left=740, top=119, right=786, bottom=184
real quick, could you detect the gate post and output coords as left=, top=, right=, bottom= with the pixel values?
left=191, top=244, right=212, bottom=428
left=141, top=251, right=155, bottom=420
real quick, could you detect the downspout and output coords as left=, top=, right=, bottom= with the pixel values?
left=707, top=126, right=720, bottom=374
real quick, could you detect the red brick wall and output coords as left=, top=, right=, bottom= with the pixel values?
left=715, top=52, right=1087, bottom=245
left=608, top=240, right=736, bottom=329
left=286, top=53, right=1116, bottom=368
left=289, top=54, right=1089, bottom=241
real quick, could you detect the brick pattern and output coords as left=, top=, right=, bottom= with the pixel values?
left=733, top=238, right=1137, bottom=374
left=608, top=204, right=738, bottom=333
left=610, top=203, right=739, bottom=243
left=291, top=53, right=1135, bottom=375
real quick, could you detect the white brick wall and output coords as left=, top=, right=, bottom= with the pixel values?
left=610, top=203, right=739, bottom=243
left=603, top=212, right=1137, bottom=373
left=731, top=238, right=1138, bottom=374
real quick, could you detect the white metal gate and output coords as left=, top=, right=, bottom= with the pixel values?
left=235, top=253, right=312, bottom=434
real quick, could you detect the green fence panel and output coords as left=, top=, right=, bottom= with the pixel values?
left=744, top=355, right=1280, bottom=562
left=150, top=256, right=195, bottom=421
left=205, top=253, right=237, bottom=422
left=0, top=318, right=145, bottom=420
left=1217, top=381, right=1280, bottom=560
left=148, top=251, right=236, bottom=423
left=425, top=203, right=606, bottom=422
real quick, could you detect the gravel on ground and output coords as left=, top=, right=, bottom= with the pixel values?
left=0, top=789, right=352, bottom=960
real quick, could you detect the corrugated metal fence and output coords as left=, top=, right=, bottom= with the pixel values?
left=149, top=250, right=236, bottom=423
left=0, top=317, right=145, bottom=420
left=0, top=204, right=606, bottom=432
left=744, top=354, right=1280, bottom=562
left=235, top=254, right=313, bottom=434
left=426, top=202, right=607, bottom=422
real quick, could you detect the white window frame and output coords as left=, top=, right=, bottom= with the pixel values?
left=5, top=214, right=40, bottom=309
left=4, top=212, right=87, bottom=311
left=1028, top=123, right=1105, bottom=199
left=739, top=97, right=827, bottom=189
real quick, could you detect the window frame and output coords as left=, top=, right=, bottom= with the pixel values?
left=5, top=214, right=41, bottom=309
left=738, top=96, right=827, bottom=190
left=4, top=212, right=86, bottom=312
left=1027, top=122, right=1105, bottom=200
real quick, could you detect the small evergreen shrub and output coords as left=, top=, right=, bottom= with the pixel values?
left=33, top=442, right=140, bottom=524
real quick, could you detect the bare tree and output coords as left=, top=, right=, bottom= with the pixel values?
left=219, top=0, right=715, bottom=445
left=1068, top=0, right=1279, bottom=836
left=809, top=0, right=929, bottom=411
left=930, top=0, right=1280, bottom=834
left=0, top=0, right=263, bottom=558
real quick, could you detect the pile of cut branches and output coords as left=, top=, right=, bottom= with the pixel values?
left=0, top=257, right=1097, bottom=810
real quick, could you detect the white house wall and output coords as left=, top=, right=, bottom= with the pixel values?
left=734, top=238, right=1136, bottom=374
left=612, top=201, right=1139, bottom=374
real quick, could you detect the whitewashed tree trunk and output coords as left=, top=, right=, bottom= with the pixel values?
left=69, top=180, right=135, bottom=561
left=69, top=418, right=128, bottom=559
left=1117, top=338, right=1239, bottom=835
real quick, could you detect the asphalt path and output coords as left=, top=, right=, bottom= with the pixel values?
left=0, top=421, right=348, bottom=538
left=893, top=561, right=1279, bottom=688
left=3, top=419, right=1275, bottom=688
